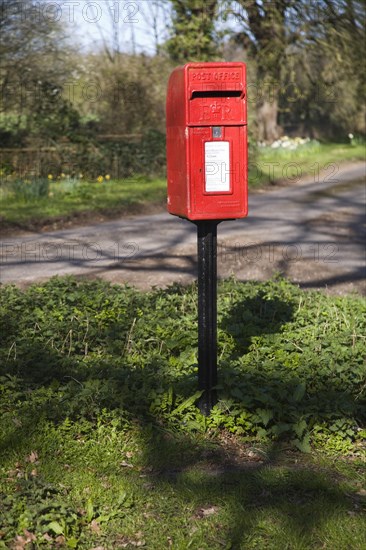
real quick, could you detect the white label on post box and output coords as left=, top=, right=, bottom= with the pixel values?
left=205, top=141, right=230, bottom=192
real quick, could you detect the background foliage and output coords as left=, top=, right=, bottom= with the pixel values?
left=0, top=0, right=365, bottom=179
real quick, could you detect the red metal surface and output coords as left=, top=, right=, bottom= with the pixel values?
left=166, top=62, right=248, bottom=221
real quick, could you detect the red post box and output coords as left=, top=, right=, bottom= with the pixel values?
left=166, top=62, right=248, bottom=221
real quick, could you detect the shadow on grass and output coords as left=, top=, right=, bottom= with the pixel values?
left=221, top=290, right=295, bottom=359
left=139, top=428, right=356, bottom=549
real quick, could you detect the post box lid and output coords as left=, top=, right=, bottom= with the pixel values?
left=185, top=62, right=246, bottom=91
left=186, top=62, right=247, bottom=126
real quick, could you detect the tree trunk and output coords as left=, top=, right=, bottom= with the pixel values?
left=257, top=98, right=281, bottom=143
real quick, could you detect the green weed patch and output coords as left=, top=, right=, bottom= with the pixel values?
left=0, top=277, right=365, bottom=548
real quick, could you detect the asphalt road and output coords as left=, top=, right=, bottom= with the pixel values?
left=1, top=162, right=365, bottom=294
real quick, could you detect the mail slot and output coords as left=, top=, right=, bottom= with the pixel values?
left=166, top=62, right=248, bottom=220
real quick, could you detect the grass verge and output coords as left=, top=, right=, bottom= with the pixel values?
left=0, top=142, right=365, bottom=232
left=0, top=175, right=167, bottom=232
left=249, top=141, right=366, bottom=187
left=0, top=277, right=365, bottom=548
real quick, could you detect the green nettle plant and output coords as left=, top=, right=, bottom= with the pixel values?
left=0, top=277, right=364, bottom=447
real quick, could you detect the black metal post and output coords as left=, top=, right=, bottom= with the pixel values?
left=196, top=220, right=220, bottom=415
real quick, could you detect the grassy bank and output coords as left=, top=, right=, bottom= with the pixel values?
left=0, top=142, right=365, bottom=232
left=0, top=277, right=365, bottom=548
left=0, top=175, right=167, bottom=230
left=250, top=141, right=366, bottom=187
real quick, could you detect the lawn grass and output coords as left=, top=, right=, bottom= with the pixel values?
left=0, top=175, right=167, bottom=228
left=250, top=142, right=366, bottom=187
left=0, top=277, right=365, bottom=549
left=0, top=142, right=365, bottom=231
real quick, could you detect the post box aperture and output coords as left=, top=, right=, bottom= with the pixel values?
left=166, top=62, right=248, bottom=221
